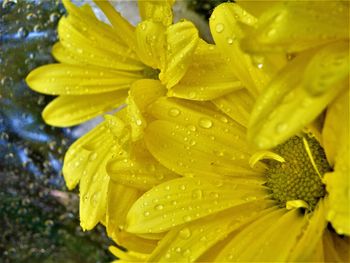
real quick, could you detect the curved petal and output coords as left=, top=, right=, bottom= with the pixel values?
left=216, top=208, right=307, bottom=261
left=107, top=140, right=179, bottom=190
left=242, top=1, right=349, bottom=53
left=168, top=41, right=243, bottom=101
left=323, top=230, right=350, bottom=262
left=126, top=177, right=268, bottom=234
left=93, top=0, right=137, bottom=51
left=135, top=20, right=166, bottom=69
left=209, top=3, right=270, bottom=97
left=323, top=91, right=349, bottom=234
left=145, top=97, right=265, bottom=178
left=26, top=64, right=142, bottom=95
left=55, top=15, right=143, bottom=71
left=42, top=90, right=127, bottom=127
left=138, top=0, right=174, bottom=26
left=248, top=48, right=348, bottom=149
left=148, top=200, right=274, bottom=262
left=159, top=20, right=199, bottom=88
left=63, top=115, right=129, bottom=230
left=287, top=200, right=327, bottom=261
left=126, top=79, right=166, bottom=141
left=213, top=89, right=255, bottom=128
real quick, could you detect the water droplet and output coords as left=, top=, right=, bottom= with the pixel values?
left=168, top=108, right=180, bottom=117
left=215, top=23, right=224, bottom=33
left=227, top=37, right=234, bottom=45
left=136, top=119, right=143, bottom=126
left=155, top=204, right=164, bottom=210
left=192, top=189, right=203, bottom=200
left=144, top=211, right=150, bottom=217
left=198, top=118, right=213, bottom=129
left=179, top=227, right=192, bottom=239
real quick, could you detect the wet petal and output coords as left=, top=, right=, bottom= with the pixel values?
left=42, top=90, right=127, bottom=127
left=242, top=1, right=349, bottom=53
left=138, top=0, right=174, bottom=26
left=216, top=208, right=306, bottom=261
left=160, top=20, right=199, bottom=88
left=54, top=14, right=143, bottom=71
left=63, top=115, right=128, bottom=230
left=248, top=49, right=347, bottom=149
left=109, top=246, right=149, bottom=262
left=126, top=177, right=268, bottom=234
left=145, top=97, right=264, bottom=178
left=213, top=89, right=255, bottom=128
left=135, top=20, right=166, bottom=69
left=26, top=64, right=142, bottom=95
left=209, top=3, right=269, bottom=97
left=168, top=41, right=242, bottom=101
left=148, top=200, right=274, bottom=262
left=126, top=79, right=166, bottom=141
left=107, top=140, right=179, bottom=190
left=303, top=41, right=349, bottom=97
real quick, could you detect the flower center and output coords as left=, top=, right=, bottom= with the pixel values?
left=143, top=67, right=160, bottom=80
left=265, top=134, right=331, bottom=211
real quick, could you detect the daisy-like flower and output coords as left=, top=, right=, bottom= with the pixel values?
left=26, top=0, right=239, bottom=127
left=208, top=0, right=349, bottom=238
left=111, top=82, right=348, bottom=262
left=104, top=2, right=349, bottom=262
left=30, top=0, right=241, bottom=231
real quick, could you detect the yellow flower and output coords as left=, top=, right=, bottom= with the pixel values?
left=26, top=0, right=233, bottom=127
left=208, top=0, right=349, bottom=239
left=119, top=90, right=349, bottom=262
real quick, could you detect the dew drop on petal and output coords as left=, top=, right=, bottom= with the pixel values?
left=215, top=23, right=224, bottom=33
left=155, top=204, right=164, bottom=210
left=179, top=227, right=192, bottom=239
left=168, top=108, right=180, bottom=117
left=198, top=118, right=213, bottom=129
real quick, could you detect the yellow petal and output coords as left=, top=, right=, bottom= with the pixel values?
left=145, top=97, right=264, bottom=178
left=63, top=115, right=129, bottom=230
left=209, top=3, right=269, bottom=97
left=242, top=1, right=349, bottom=53
left=138, top=0, right=174, bottom=26
left=168, top=41, right=243, bottom=101
left=106, top=181, right=158, bottom=254
left=216, top=208, right=306, bottom=261
left=323, top=230, right=350, bottom=262
left=213, top=89, right=255, bottom=128
left=93, top=0, right=137, bottom=51
left=287, top=200, right=327, bottom=261
left=248, top=49, right=347, bottom=149
left=55, top=15, right=143, bottom=71
left=126, top=177, right=268, bottom=234
left=323, top=89, right=349, bottom=165
left=109, top=246, right=149, bottom=262
left=126, top=79, right=166, bottom=141
left=135, top=20, right=166, bottom=69
left=303, top=41, right=349, bottom=97
left=159, top=20, right=199, bottom=88
left=42, top=90, right=127, bottom=127
left=26, top=64, right=142, bottom=95
left=148, top=200, right=274, bottom=262
left=107, top=140, right=179, bottom=190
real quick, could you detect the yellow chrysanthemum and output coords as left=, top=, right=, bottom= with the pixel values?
left=26, top=0, right=239, bottom=128
left=207, top=0, right=349, bottom=238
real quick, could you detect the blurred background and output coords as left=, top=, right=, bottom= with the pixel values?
left=0, top=0, right=229, bottom=262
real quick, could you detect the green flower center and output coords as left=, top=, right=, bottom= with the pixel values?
left=265, top=134, right=331, bottom=211
left=143, top=67, right=160, bottom=80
